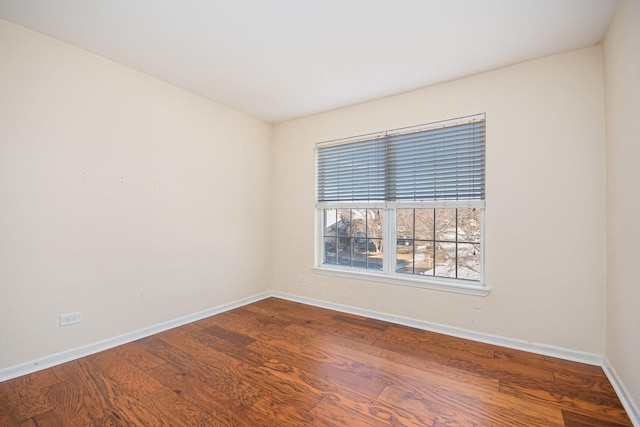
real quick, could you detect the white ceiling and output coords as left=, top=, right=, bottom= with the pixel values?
left=0, top=0, right=620, bottom=123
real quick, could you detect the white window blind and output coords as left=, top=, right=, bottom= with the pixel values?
left=316, top=138, right=386, bottom=202
left=317, top=115, right=485, bottom=203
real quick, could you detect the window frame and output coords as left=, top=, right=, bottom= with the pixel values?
left=314, top=115, right=489, bottom=296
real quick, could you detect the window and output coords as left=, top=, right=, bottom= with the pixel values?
left=315, top=114, right=486, bottom=294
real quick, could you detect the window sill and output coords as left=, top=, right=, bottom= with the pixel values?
left=312, top=266, right=490, bottom=297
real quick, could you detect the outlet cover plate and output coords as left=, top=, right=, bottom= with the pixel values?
left=60, top=312, right=81, bottom=326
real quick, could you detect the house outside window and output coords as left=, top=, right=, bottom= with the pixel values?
left=315, top=114, right=487, bottom=295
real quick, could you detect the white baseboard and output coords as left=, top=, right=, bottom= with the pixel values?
left=603, top=358, right=640, bottom=427
left=2, top=290, right=637, bottom=427
left=0, top=292, right=272, bottom=382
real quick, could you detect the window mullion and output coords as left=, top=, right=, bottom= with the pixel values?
left=384, top=208, right=396, bottom=275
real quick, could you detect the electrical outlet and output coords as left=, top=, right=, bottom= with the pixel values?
left=297, top=274, right=307, bottom=282
left=60, top=312, right=81, bottom=326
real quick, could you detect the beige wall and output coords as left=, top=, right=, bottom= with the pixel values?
left=604, top=0, right=640, bottom=411
left=0, top=20, right=272, bottom=368
left=272, top=46, right=607, bottom=353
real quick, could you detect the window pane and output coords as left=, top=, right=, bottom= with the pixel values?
left=337, top=249, right=352, bottom=267
left=396, top=242, right=413, bottom=273
left=336, top=209, right=352, bottom=267
left=414, top=241, right=434, bottom=275
left=458, top=243, right=481, bottom=281
left=435, top=209, right=456, bottom=242
left=351, top=209, right=366, bottom=236
left=323, top=209, right=338, bottom=265
left=458, top=208, right=480, bottom=243
left=367, top=209, right=383, bottom=240
left=397, top=240, right=434, bottom=275
left=352, top=209, right=368, bottom=268
left=366, top=210, right=383, bottom=270
left=367, top=239, right=383, bottom=270
left=415, top=209, right=434, bottom=240
left=435, top=242, right=457, bottom=278
left=336, top=209, right=352, bottom=238
left=397, top=209, right=414, bottom=245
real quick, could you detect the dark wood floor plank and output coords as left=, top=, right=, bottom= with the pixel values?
left=372, top=321, right=498, bottom=368
left=254, top=366, right=325, bottom=413
left=42, top=357, right=165, bottom=427
left=281, top=322, right=500, bottom=393
left=32, top=409, right=66, bottom=427
left=140, top=387, right=233, bottom=426
left=177, top=341, right=320, bottom=410
left=332, top=313, right=391, bottom=332
left=417, top=331, right=496, bottom=359
left=382, top=323, right=496, bottom=360
left=381, top=381, right=566, bottom=427
left=0, top=372, right=54, bottom=425
left=42, top=379, right=105, bottom=426
left=246, top=327, right=500, bottom=406
left=203, top=324, right=256, bottom=347
left=380, top=384, right=484, bottom=427
left=246, top=337, right=392, bottom=398
left=190, top=321, right=331, bottom=414
left=259, top=360, right=435, bottom=427
left=137, top=333, right=266, bottom=408
left=86, top=351, right=164, bottom=400
left=448, top=351, right=556, bottom=383
left=0, top=409, right=12, bottom=427
left=552, top=369, right=618, bottom=395
left=544, top=354, right=607, bottom=375
left=493, top=348, right=607, bottom=383
left=562, top=408, right=632, bottom=427
left=89, top=413, right=124, bottom=427
left=320, top=392, right=438, bottom=427
left=246, top=398, right=318, bottom=426
left=176, top=322, right=266, bottom=366
left=0, top=297, right=632, bottom=426
left=373, top=331, right=452, bottom=366
left=190, top=306, right=286, bottom=334
left=113, top=340, right=166, bottom=372
left=243, top=298, right=385, bottom=345
left=309, top=394, right=431, bottom=427
left=151, top=326, right=273, bottom=407
left=499, top=381, right=633, bottom=426
left=148, top=360, right=264, bottom=417
left=79, top=373, right=166, bottom=426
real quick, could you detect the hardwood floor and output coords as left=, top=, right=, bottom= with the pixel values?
left=0, top=297, right=632, bottom=426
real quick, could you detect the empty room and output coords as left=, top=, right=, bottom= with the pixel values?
left=1, top=0, right=638, bottom=426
